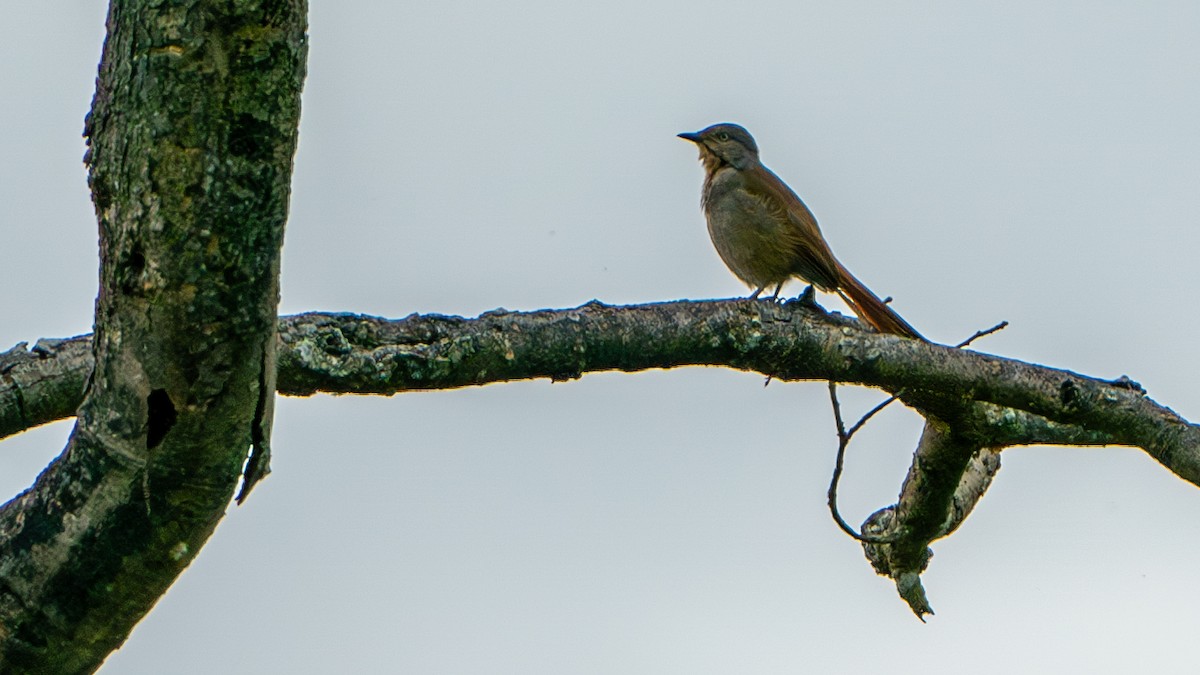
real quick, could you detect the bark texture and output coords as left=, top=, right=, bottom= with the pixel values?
left=4, top=300, right=1196, bottom=620
left=0, top=1, right=306, bottom=671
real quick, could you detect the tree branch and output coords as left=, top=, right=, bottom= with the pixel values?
left=0, top=300, right=1179, bottom=464
left=2, top=299, right=1191, bottom=626
left=0, top=301, right=1155, bottom=451
left=276, top=303, right=1197, bottom=476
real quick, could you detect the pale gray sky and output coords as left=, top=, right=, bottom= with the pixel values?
left=4, top=2, right=1200, bottom=673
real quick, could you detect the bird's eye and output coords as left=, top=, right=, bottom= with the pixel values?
left=716, top=132, right=730, bottom=142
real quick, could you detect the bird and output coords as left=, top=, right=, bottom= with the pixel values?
left=678, top=123, right=924, bottom=341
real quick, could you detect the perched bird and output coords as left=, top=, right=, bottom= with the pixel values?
left=679, top=123, right=923, bottom=340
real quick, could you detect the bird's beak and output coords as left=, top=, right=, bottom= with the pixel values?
left=677, top=131, right=702, bottom=143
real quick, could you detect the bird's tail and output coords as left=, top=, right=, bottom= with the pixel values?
left=834, top=262, right=924, bottom=341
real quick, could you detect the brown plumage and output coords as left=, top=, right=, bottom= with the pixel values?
left=679, top=123, right=924, bottom=341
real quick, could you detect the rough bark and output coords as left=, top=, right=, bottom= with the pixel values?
left=2, top=301, right=1164, bottom=455
left=0, top=1, right=306, bottom=671
left=4, top=299, right=1196, bottom=621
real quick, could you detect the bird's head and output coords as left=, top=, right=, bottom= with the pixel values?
left=678, top=123, right=759, bottom=171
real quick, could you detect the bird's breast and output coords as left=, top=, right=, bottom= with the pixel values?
left=701, top=168, right=798, bottom=289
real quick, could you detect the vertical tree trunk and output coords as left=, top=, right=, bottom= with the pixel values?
left=0, top=1, right=306, bottom=670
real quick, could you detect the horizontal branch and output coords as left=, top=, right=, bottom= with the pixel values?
left=1, top=299, right=1195, bottom=483
left=4, top=299, right=1195, bottom=621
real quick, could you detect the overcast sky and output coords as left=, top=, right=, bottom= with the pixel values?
left=4, top=2, right=1200, bottom=673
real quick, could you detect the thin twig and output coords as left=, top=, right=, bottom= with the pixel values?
left=826, top=383, right=898, bottom=544
left=954, top=321, right=1008, bottom=349
left=845, top=393, right=901, bottom=440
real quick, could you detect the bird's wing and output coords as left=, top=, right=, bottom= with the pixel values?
left=739, top=164, right=841, bottom=290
